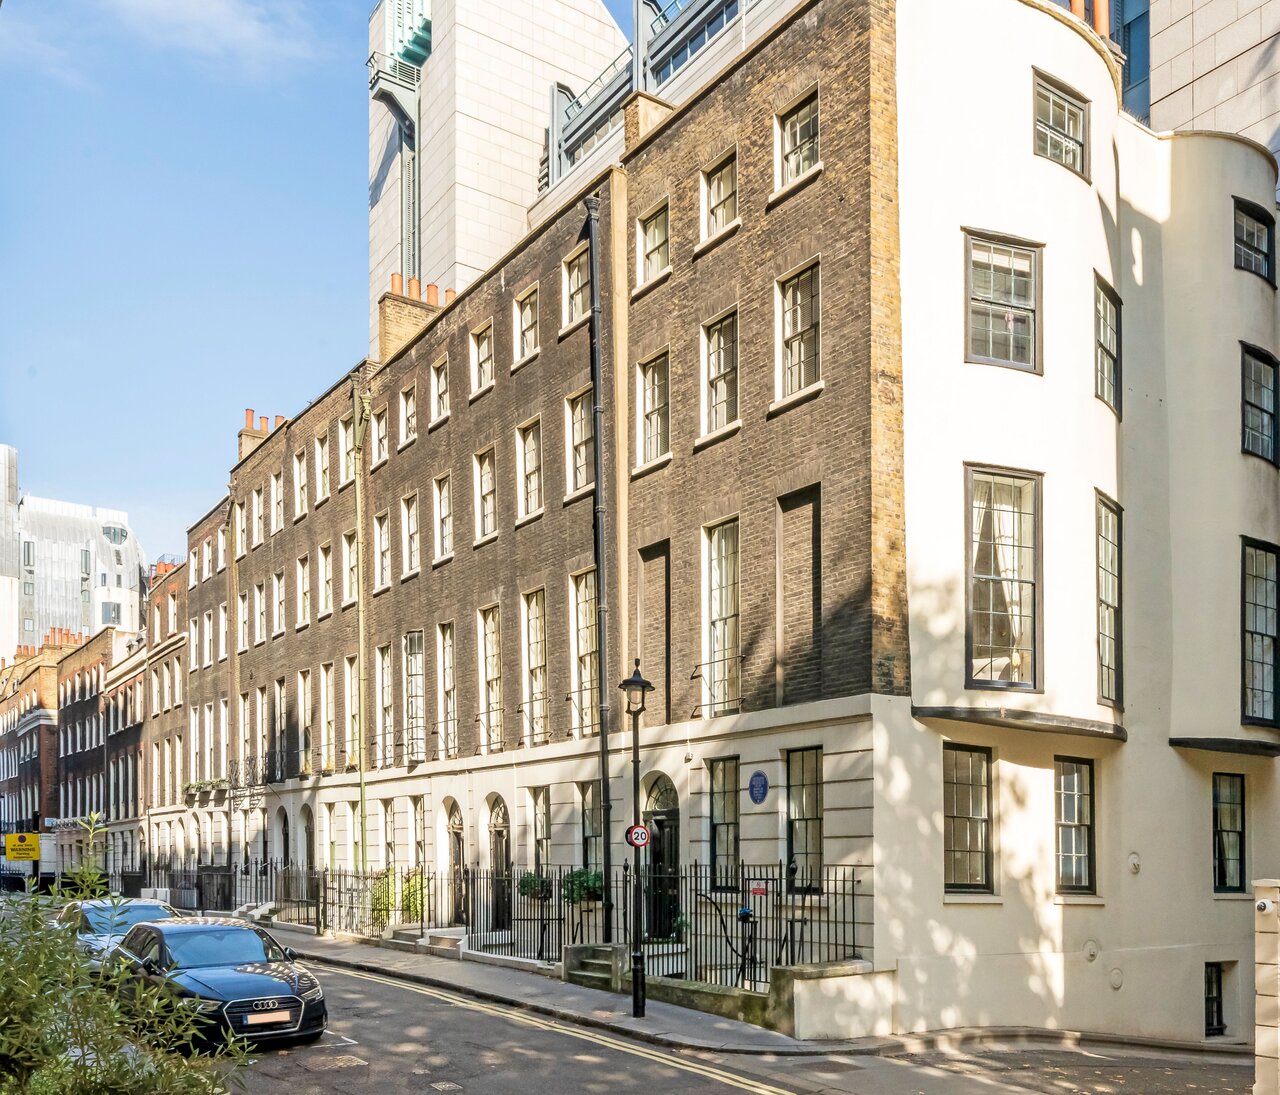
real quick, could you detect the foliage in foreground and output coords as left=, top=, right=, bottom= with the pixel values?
left=0, top=817, right=251, bottom=1094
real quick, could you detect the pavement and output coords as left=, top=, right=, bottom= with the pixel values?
left=272, top=924, right=1256, bottom=1065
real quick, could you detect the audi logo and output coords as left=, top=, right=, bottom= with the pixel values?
left=252, top=999, right=280, bottom=1011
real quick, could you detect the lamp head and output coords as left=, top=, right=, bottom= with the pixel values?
left=619, top=659, right=653, bottom=714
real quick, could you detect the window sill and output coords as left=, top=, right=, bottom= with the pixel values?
left=1213, top=892, right=1255, bottom=901
left=341, top=598, right=357, bottom=611
left=315, top=494, right=329, bottom=509
left=372, top=583, right=390, bottom=597
left=631, top=267, right=672, bottom=302
left=943, top=894, right=1002, bottom=905
left=766, top=162, right=824, bottom=210
left=512, top=350, right=539, bottom=374
left=473, top=532, right=498, bottom=549
left=317, top=609, right=332, bottom=622
left=515, top=509, right=545, bottom=530
left=295, top=622, right=308, bottom=634
left=272, top=629, right=284, bottom=640
left=431, top=553, right=454, bottom=571
left=338, top=479, right=353, bottom=494
left=428, top=413, right=450, bottom=433
left=398, top=435, right=417, bottom=453
left=693, top=420, right=742, bottom=452
left=401, top=568, right=420, bottom=583
left=254, top=639, right=265, bottom=649
left=469, top=382, right=495, bottom=405
left=767, top=380, right=825, bottom=419
left=631, top=452, right=672, bottom=481
left=558, top=315, right=590, bottom=341
left=371, top=457, right=388, bottom=472
left=563, top=483, right=594, bottom=506
left=693, top=218, right=742, bottom=259
left=293, top=512, right=307, bottom=524
left=1054, top=894, right=1104, bottom=906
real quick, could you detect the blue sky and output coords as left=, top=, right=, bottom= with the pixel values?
left=0, top=0, right=630, bottom=564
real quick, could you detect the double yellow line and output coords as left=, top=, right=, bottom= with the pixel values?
left=310, top=963, right=796, bottom=1095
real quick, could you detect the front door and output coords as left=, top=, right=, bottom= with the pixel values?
left=489, top=798, right=512, bottom=931
left=448, top=804, right=467, bottom=926
left=643, top=776, right=680, bottom=940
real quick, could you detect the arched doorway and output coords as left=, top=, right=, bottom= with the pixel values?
left=298, top=805, right=315, bottom=871
left=447, top=802, right=466, bottom=925
left=277, top=806, right=291, bottom=867
left=489, top=797, right=512, bottom=931
left=644, top=775, right=680, bottom=939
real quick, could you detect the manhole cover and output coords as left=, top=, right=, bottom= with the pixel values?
left=301, top=1054, right=368, bottom=1072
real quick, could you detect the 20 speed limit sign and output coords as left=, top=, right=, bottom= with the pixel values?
left=625, top=824, right=650, bottom=848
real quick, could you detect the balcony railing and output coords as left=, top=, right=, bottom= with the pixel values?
left=564, top=44, right=633, bottom=123
left=691, top=654, right=744, bottom=717
left=367, top=51, right=421, bottom=90
left=565, top=686, right=600, bottom=737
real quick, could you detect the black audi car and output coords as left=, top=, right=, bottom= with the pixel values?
left=109, top=917, right=326, bottom=1046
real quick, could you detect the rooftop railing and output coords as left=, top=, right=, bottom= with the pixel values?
left=564, top=44, right=633, bottom=123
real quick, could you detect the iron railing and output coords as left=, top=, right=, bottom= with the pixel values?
left=564, top=44, right=633, bottom=123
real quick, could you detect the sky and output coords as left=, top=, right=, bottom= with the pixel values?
left=0, top=0, right=631, bottom=564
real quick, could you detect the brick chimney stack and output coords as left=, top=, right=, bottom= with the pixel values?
left=238, top=407, right=270, bottom=461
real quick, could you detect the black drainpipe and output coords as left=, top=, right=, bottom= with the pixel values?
left=585, top=193, right=612, bottom=943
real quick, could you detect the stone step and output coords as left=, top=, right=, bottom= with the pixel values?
left=580, top=957, right=614, bottom=971
left=425, top=944, right=461, bottom=960
left=381, top=938, right=421, bottom=953
left=391, top=927, right=424, bottom=943
left=567, top=969, right=614, bottom=990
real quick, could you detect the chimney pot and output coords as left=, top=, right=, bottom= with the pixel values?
left=426, top=283, right=439, bottom=306
left=408, top=277, right=421, bottom=300
left=445, top=288, right=456, bottom=305
left=274, top=415, right=285, bottom=429
left=258, top=416, right=268, bottom=433
left=244, top=408, right=255, bottom=429
left=391, top=272, right=403, bottom=296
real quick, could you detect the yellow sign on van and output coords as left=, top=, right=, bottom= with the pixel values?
left=5, top=834, right=39, bottom=860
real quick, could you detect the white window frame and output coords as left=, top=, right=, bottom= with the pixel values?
left=296, top=555, right=310, bottom=626
left=637, top=352, right=670, bottom=466
left=637, top=199, right=671, bottom=286
left=340, top=416, right=355, bottom=485
left=569, top=568, right=599, bottom=737
left=474, top=447, right=497, bottom=542
left=431, top=355, right=449, bottom=423
left=218, top=602, right=227, bottom=660
left=478, top=605, right=503, bottom=753
left=234, top=502, right=246, bottom=557
left=515, top=284, right=539, bottom=365
left=318, top=542, right=333, bottom=615
left=315, top=433, right=330, bottom=502
left=702, top=306, right=740, bottom=435
left=438, top=622, right=457, bottom=758
left=374, top=512, right=391, bottom=589
left=201, top=539, right=212, bottom=581
left=517, top=418, right=543, bottom=520
left=272, top=571, right=285, bottom=636
left=294, top=449, right=308, bottom=518
left=702, top=516, right=741, bottom=716
left=775, top=88, right=820, bottom=190
left=376, top=643, right=394, bottom=766
left=434, top=473, right=453, bottom=560
left=775, top=258, right=822, bottom=400
left=521, top=588, right=547, bottom=745
left=701, top=150, right=738, bottom=241
left=251, top=489, right=264, bottom=546
left=403, top=630, right=426, bottom=762
left=400, top=384, right=417, bottom=447
left=562, top=243, right=590, bottom=329
left=402, top=493, right=420, bottom=574
left=271, top=472, right=283, bottom=534
left=342, top=531, right=358, bottom=604
left=566, top=388, right=594, bottom=495
left=217, top=527, right=226, bottom=571
left=372, top=408, right=388, bottom=466
left=253, top=583, right=265, bottom=644
left=471, top=322, right=495, bottom=396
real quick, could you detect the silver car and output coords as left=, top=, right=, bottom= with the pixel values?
left=55, top=898, right=182, bottom=968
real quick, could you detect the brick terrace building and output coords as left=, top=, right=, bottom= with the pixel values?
left=142, top=561, right=189, bottom=866
left=102, top=632, right=146, bottom=874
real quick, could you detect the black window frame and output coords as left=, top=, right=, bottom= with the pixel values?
left=709, top=756, right=740, bottom=891
left=1054, top=756, right=1096, bottom=895
left=785, top=746, right=822, bottom=894
left=943, top=743, right=994, bottom=894
left=1205, top=962, right=1226, bottom=1037
left=1234, top=197, right=1276, bottom=286
left=1095, top=492, right=1123, bottom=708
left=1212, top=772, right=1246, bottom=894
left=964, top=464, right=1044, bottom=692
left=1094, top=274, right=1122, bottom=415
left=963, top=229, right=1044, bottom=374
left=1242, top=536, right=1280, bottom=727
left=1242, top=343, right=1279, bottom=465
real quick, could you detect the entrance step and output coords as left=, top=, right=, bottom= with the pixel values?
left=570, top=969, right=613, bottom=989
left=391, top=927, right=424, bottom=944
left=425, top=929, right=464, bottom=960
left=564, top=944, right=622, bottom=993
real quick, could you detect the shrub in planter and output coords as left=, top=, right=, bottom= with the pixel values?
left=517, top=872, right=552, bottom=901
left=370, top=870, right=395, bottom=929
left=562, top=869, right=603, bottom=905
left=401, top=870, right=427, bottom=923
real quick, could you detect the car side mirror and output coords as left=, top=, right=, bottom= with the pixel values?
left=284, top=947, right=298, bottom=961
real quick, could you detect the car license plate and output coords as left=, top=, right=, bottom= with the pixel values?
left=245, top=1010, right=290, bottom=1025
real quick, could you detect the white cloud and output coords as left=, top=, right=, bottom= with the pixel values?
left=0, top=11, right=93, bottom=88
left=98, top=0, right=318, bottom=71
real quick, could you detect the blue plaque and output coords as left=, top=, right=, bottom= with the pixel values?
left=748, top=771, right=769, bottom=805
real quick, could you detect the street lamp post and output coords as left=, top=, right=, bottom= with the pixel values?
left=619, top=659, right=653, bottom=1019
